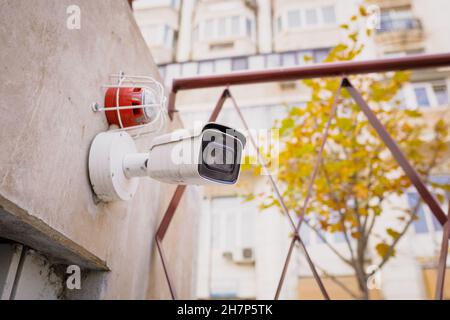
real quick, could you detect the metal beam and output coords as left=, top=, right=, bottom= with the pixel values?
left=171, top=53, right=450, bottom=92
left=344, top=79, right=447, bottom=225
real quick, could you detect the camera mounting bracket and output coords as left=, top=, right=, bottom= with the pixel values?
left=88, top=131, right=139, bottom=202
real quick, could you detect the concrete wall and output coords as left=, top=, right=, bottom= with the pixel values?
left=0, top=0, right=200, bottom=299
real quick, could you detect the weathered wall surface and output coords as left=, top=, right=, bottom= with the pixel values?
left=0, top=0, right=199, bottom=299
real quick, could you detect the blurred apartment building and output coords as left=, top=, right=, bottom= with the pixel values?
left=132, top=0, right=450, bottom=299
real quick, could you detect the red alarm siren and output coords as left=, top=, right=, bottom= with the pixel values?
left=104, top=87, right=156, bottom=128
left=91, top=73, right=166, bottom=136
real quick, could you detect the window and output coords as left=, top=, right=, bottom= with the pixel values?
left=224, top=210, right=237, bottom=250
left=198, top=16, right=254, bottom=41
left=287, top=10, right=301, bottom=28
left=181, top=62, right=198, bottom=77
left=163, top=25, right=174, bottom=47
left=231, top=57, right=248, bottom=71
left=217, top=17, right=226, bottom=37
left=246, top=18, right=253, bottom=38
left=210, top=197, right=256, bottom=252
left=379, top=7, right=419, bottom=33
left=204, top=19, right=214, bottom=39
left=408, top=191, right=446, bottom=235
left=297, top=50, right=313, bottom=64
left=413, top=86, right=431, bottom=107
left=433, top=84, right=449, bottom=106
left=266, top=54, right=281, bottom=68
left=248, top=55, right=265, bottom=70
left=170, top=0, right=180, bottom=9
left=281, top=52, right=297, bottom=67
left=198, top=61, right=214, bottom=75
left=305, top=8, right=318, bottom=26
left=211, top=206, right=221, bottom=249
left=215, top=59, right=231, bottom=73
left=314, top=49, right=329, bottom=62
left=407, top=193, right=429, bottom=233
left=284, top=6, right=336, bottom=31
left=322, top=6, right=336, bottom=24
left=412, top=82, right=449, bottom=108
left=231, top=16, right=240, bottom=35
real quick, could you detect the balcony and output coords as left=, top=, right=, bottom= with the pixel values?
left=378, top=17, right=422, bottom=34
left=132, top=0, right=180, bottom=11
left=375, top=18, right=423, bottom=49
left=366, top=0, right=412, bottom=9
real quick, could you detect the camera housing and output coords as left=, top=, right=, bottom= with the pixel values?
left=146, top=123, right=246, bottom=185
left=89, top=123, right=246, bottom=202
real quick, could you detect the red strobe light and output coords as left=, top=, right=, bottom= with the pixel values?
left=104, top=87, right=155, bottom=128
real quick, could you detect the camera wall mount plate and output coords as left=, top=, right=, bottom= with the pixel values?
left=88, top=131, right=139, bottom=202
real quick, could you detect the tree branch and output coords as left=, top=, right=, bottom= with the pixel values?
left=321, top=165, right=358, bottom=266
left=370, top=138, right=442, bottom=275
left=302, top=218, right=353, bottom=267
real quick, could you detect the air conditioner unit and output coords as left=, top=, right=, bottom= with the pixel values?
left=231, top=247, right=255, bottom=264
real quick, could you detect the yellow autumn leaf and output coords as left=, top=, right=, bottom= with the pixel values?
left=386, top=228, right=401, bottom=240
left=375, top=243, right=394, bottom=258
left=359, top=6, right=367, bottom=17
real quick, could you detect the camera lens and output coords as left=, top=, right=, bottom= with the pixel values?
left=203, top=142, right=235, bottom=173
left=199, top=128, right=243, bottom=184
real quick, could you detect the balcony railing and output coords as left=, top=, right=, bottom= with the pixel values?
left=377, top=18, right=422, bottom=34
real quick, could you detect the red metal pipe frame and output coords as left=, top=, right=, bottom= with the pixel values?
left=435, top=204, right=450, bottom=300
left=171, top=53, right=450, bottom=91
left=228, top=89, right=333, bottom=299
left=274, top=80, right=343, bottom=299
left=156, top=53, right=450, bottom=300
left=344, top=79, right=447, bottom=224
left=168, top=53, right=450, bottom=119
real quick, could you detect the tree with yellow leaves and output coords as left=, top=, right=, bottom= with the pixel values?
left=246, top=7, right=449, bottom=299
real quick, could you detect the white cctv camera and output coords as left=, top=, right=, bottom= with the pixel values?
left=88, top=123, right=246, bottom=202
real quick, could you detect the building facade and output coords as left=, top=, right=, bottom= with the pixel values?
left=133, top=0, right=450, bottom=299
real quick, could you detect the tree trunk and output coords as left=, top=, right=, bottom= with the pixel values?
left=355, top=267, right=369, bottom=300
left=355, top=239, right=370, bottom=299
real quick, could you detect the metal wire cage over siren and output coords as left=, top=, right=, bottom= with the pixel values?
left=92, top=72, right=167, bottom=137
